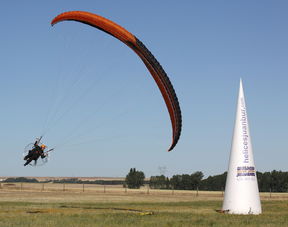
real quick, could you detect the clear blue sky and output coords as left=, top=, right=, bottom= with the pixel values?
left=0, top=1, right=287, bottom=178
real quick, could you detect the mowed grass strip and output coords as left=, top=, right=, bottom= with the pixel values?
left=0, top=185, right=288, bottom=226
left=0, top=198, right=288, bottom=226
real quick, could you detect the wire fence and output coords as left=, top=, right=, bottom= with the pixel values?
left=1, top=182, right=287, bottom=200
left=0, top=182, right=222, bottom=197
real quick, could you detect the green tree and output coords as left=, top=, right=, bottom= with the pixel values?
left=190, top=171, right=204, bottom=189
left=170, top=174, right=182, bottom=190
left=149, top=175, right=170, bottom=189
left=125, top=168, right=145, bottom=189
left=200, top=172, right=227, bottom=191
left=170, top=172, right=204, bottom=190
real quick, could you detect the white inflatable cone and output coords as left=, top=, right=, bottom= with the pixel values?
left=222, top=79, right=262, bottom=214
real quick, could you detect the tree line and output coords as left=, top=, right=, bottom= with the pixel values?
left=126, top=169, right=288, bottom=192
left=2, top=169, right=288, bottom=192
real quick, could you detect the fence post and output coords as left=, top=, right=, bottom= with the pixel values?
left=0, top=183, right=2, bottom=189
left=82, top=184, right=85, bottom=192
left=270, top=188, right=272, bottom=198
left=41, top=183, right=44, bottom=192
left=196, top=187, right=199, bottom=197
left=147, top=186, right=150, bottom=194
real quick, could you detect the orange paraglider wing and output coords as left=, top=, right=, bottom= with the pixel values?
left=51, top=11, right=182, bottom=151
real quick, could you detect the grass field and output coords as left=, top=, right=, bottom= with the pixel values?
left=0, top=183, right=288, bottom=227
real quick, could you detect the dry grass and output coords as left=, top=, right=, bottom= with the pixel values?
left=0, top=182, right=226, bottom=203
left=0, top=182, right=287, bottom=205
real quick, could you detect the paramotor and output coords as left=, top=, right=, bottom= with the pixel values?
left=23, top=138, right=54, bottom=166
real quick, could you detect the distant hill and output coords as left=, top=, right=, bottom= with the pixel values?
left=0, top=176, right=126, bottom=182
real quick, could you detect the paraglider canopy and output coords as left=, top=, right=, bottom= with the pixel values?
left=51, top=11, right=182, bottom=151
